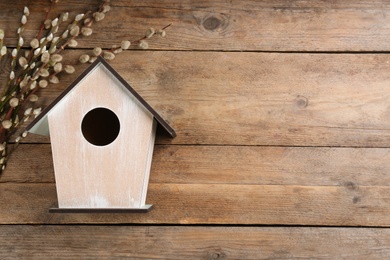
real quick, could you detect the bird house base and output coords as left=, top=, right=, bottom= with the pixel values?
left=49, top=204, right=153, bottom=213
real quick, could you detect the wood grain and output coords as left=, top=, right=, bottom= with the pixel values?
left=1, top=225, right=390, bottom=259
left=2, top=0, right=390, bottom=52
left=3, top=144, right=390, bottom=188
left=17, top=50, right=390, bottom=147
left=2, top=0, right=390, bottom=258
left=0, top=183, right=389, bottom=226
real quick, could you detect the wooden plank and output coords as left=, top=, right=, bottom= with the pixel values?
left=2, top=0, right=390, bottom=51
left=0, top=183, right=389, bottom=226
left=1, top=225, right=390, bottom=259
left=2, top=144, right=54, bottom=183
left=121, top=51, right=390, bottom=147
left=151, top=145, right=390, bottom=186
left=17, top=51, right=390, bottom=147
left=4, top=144, right=390, bottom=188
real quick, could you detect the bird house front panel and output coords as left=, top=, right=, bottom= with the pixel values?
left=47, top=64, right=156, bottom=209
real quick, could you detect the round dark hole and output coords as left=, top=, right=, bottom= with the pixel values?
left=81, top=107, right=120, bottom=146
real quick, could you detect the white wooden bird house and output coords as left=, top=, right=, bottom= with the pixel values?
left=27, top=56, right=176, bottom=213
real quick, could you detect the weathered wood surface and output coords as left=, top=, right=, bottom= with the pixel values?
left=3, top=144, right=390, bottom=186
left=11, top=50, right=390, bottom=147
left=2, top=0, right=390, bottom=258
left=2, top=0, right=390, bottom=51
left=1, top=182, right=390, bottom=226
left=2, top=144, right=390, bottom=225
left=2, top=225, right=390, bottom=259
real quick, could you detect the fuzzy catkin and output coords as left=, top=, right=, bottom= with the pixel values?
left=70, top=25, right=80, bottom=36
left=39, top=80, right=48, bottom=88
left=49, top=76, right=59, bottom=84
left=121, top=41, right=131, bottom=50
left=64, top=65, right=75, bottom=74
left=139, top=40, right=149, bottom=49
left=93, top=12, right=105, bottom=21
left=92, top=47, right=102, bottom=56
left=79, top=54, right=90, bottom=63
left=54, top=63, right=62, bottom=73
left=41, top=52, right=50, bottom=63
left=68, top=39, right=78, bottom=47
left=103, top=51, right=115, bottom=60
left=51, top=54, right=63, bottom=62
left=81, top=27, right=93, bottom=36
left=2, top=120, right=12, bottom=130
left=9, top=98, right=19, bottom=108
left=145, top=28, right=155, bottom=38
left=29, top=95, right=39, bottom=102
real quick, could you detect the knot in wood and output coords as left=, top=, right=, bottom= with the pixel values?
left=206, top=249, right=226, bottom=259
left=344, top=181, right=359, bottom=191
left=203, top=16, right=221, bottom=31
left=199, top=13, right=229, bottom=33
left=295, top=95, right=308, bottom=108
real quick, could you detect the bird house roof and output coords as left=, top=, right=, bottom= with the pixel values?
left=26, top=56, right=176, bottom=138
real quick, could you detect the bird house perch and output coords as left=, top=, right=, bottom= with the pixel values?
left=27, top=56, right=176, bottom=213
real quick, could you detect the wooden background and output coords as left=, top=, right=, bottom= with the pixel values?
left=1, top=0, right=390, bottom=258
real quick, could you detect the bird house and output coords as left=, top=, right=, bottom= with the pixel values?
left=27, top=56, right=176, bottom=213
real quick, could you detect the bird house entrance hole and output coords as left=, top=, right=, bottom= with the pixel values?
left=81, top=107, right=120, bottom=146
